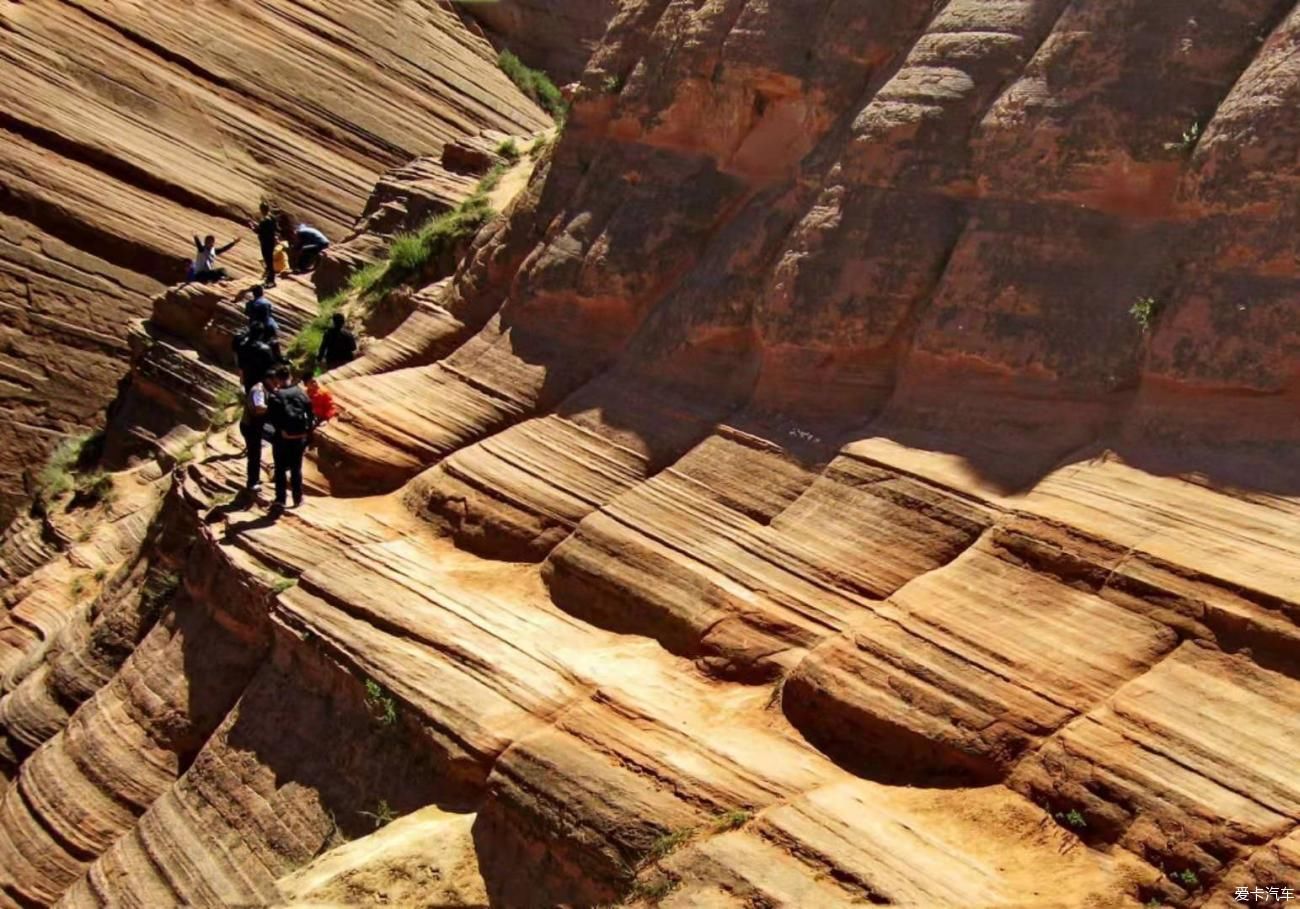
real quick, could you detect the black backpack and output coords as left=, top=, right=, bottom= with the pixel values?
left=273, top=386, right=315, bottom=435
left=239, top=340, right=275, bottom=379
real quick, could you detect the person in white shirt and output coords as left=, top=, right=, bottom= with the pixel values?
left=238, top=372, right=274, bottom=493
left=189, top=233, right=240, bottom=283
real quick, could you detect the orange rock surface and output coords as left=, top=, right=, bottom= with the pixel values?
left=0, top=1, right=1297, bottom=908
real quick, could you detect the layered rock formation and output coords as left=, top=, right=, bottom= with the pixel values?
left=0, top=0, right=549, bottom=526
left=0, top=0, right=1297, bottom=907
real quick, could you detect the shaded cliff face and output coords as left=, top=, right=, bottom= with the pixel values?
left=0, top=0, right=549, bottom=527
left=0, top=1, right=1297, bottom=908
left=464, top=0, right=622, bottom=83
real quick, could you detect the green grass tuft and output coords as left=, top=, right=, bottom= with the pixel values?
left=495, top=138, right=521, bottom=161
left=711, top=809, right=752, bottom=833
left=364, top=678, right=399, bottom=727
left=647, top=827, right=695, bottom=863
left=39, top=433, right=97, bottom=501
left=498, top=50, right=567, bottom=123
left=1130, top=296, right=1163, bottom=332
left=359, top=799, right=396, bottom=829
left=387, top=231, right=428, bottom=273
left=1164, top=120, right=1201, bottom=155
left=270, top=575, right=297, bottom=594
left=346, top=261, right=387, bottom=297
left=1171, top=869, right=1200, bottom=890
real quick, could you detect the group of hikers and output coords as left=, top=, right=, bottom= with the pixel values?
left=187, top=202, right=331, bottom=286
left=232, top=287, right=355, bottom=511
left=197, top=200, right=357, bottom=512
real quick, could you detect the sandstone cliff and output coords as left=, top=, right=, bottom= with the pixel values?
left=0, top=1, right=1298, bottom=907
left=0, top=0, right=549, bottom=527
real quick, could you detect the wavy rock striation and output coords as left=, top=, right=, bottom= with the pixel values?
left=0, top=0, right=1296, bottom=907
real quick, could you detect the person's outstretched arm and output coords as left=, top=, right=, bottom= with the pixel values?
left=193, top=236, right=203, bottom=252
left=218, top=238, right=240, bottom=254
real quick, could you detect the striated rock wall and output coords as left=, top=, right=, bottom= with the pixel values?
left=0, top=0, right=1295, bottom=907
left=0, top=0, right=550, bottom=527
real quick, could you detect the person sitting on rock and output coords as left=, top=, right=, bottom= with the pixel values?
left=248, top=202, right=279, bottom=287
left=316, top=313, right=356, bottom=372
left=189, top=234, right=239, bottom=283
left=265, top=365, right=315, bottom=512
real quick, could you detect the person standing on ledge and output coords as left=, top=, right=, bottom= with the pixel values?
left=238, top=369, right=271, bottom=495
left=188, top=234, right=239, bottom=283
left=265, top=365, right=315, bottom=512
left=249, top=202, right=279, bottom=287
left=316, top=312, right=357, bottom=372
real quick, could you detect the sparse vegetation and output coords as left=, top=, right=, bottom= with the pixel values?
left=1165, top=120, right=1201, bottom=155
left=270, top=575, right=297, bottom=594
left=497, top=50, right=567, bottom=122
left=528, top=134, right=552, bottom=157
left=38, top=432, right=98, bottom=501
left=495, top=138, right=521, bottom=161
left=1056, top=808, right=1087, bottom=830
left=73, top=470, right=115, bottom=508
left=209, top=385, right=241, bottom=428
left=1171, top=869, right=1200, bottom=890
left=174, top=447, right=196, bottom=466
left=711, top=809, right=752, bottom=832
left=627, top=873, right=680, bottom=904
left=359, top=799, right=396, bottom=829
left=374, top=180, right=497, bottom=288
left=602, top=74, right=624, bottom=94
left=1130, top=296, right=1163, bottom=332
left=346, top=262, right=386, bottom=297
left=142, top=570, right=181, bottom=612
left=647, top=827, right=695, bottom=863
left=93, top=567, right=108, bottom=583
left=69, top=575, right=87, bottom=598
left=364, top=678, right=399, bottom=727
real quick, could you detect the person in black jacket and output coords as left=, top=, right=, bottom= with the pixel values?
left=248, top=202, right=279, bottom=287
left=265, top=365, right=315, bottom=510
left=316, top=313, right=357, bottom=371
left=234, top=322, right=280, bottom=392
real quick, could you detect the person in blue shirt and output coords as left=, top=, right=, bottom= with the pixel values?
left=278, top=213, right=330, bottom=272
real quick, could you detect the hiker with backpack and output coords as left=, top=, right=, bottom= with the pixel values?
left=265, top=365, right=315, bottom=510
left=238, top=370, right=272, bottom=494
left=248, top=202, right=279, bottom=287
left=188, top=234, right=240, bottom=283
left=316, top=313, right=356, bottom=371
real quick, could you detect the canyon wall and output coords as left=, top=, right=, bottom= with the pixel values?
left=0, top=0, right=1297, bottom=907
left=0, top=0, right=549, bottom=527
